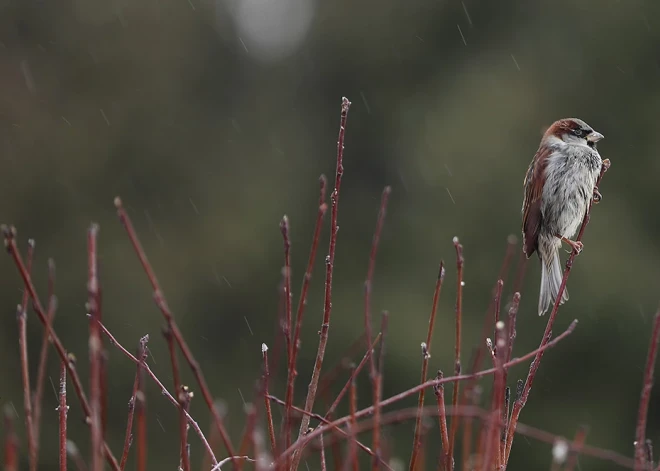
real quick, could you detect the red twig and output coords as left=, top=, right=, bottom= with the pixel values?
left=292, top=96, right=352, bottom=471
left=135, top=356, right=147, bottom=471
left=503, top=158, right=610, bottom=465
left=344, top=365, right=359, bottom=471
left=280, top=215, right=293, bottom=362
left=634, top=310, right=660, bottom=470
left=363, top=187, right=392, bottom=470
left=447, top=238, right=464, bottom=469
left=88, top=224, right=103, bottom=471
left=365, top=187, right=392, bottom=379
left=275, top=318, right=578, bottom=465
left=33, top=258, right=57, bottom=455
left=261, top=344, right=277, bottom=456
left=564, top=424, right=589, bottom=471
left=178, top=387, right=192, bottom=471
left=280, top=214, right=295, bottom=457
left=320, top=433, right=328, bottom=471
left=162, top=325, right=189, bottom=470
left=1, top=227, right=120, bottom=470
left=433, top=371, right=450, bottom=470
left=4, top=405, right=19, bottom=471
left=17, top=239, right=36, bottom=471
left=324, top=334, right=382, bottom=420
left=317, top=333, right=367, bottom=401
left=284, top=174, right=328, bottom=459
left=119, top=338, right=147, bottom=470
left=482, top=321, right=506, bottom=470
left=373, top=312, right=389, bottom=470
left=114, top=197, right=236, bottom=467
left=59, top=361, right=68, bottom=471
left=96, top=324, right=219, bottom=466
left=410, top=261, right=445, bottom=471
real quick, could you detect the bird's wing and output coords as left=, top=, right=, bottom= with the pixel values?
left=522, top=145, right=551, bottom=258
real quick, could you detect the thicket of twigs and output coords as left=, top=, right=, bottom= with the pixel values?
left=2, top=97, right=658, bottom=471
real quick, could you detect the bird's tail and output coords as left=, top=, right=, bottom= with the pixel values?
left=538, top=241, right=569, bottom=316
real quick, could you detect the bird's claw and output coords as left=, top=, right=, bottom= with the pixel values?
left=559, top=236, right=584, bottom=255
left=593, top=186, right=602, bottom=204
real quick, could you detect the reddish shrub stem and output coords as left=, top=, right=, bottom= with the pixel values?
left=448, top=238, right=464, bottom=469
left=564, top=425, right=589, bottom=471
left=292, top=97, right=352, bottom=471
left=261, top=344, right=277, bottom=456
left=284, top=175, right=328, bottom=460
left=324, top=334, right=382, bottom=420
left=96, top=324, right=218, bottom=466
left=33, top=258, right=57, bottom=456
left=433, top=370, right=450, bottom=469
left=88, top=224, right=103, bottom=471
left=59, top=361, right=68, bottom=471
left=410, top=261, right=446, bottom=471
left=114, top=198, right=236, bottom=467
left=634, top=310, right=660, bottom=470
left=119, top=339, right=147, bottom=470
left=372, top=312, right=389, bottom=470
left=17, top=239, right=36, bottom=471
left=4, top=405, right=19, bottom=471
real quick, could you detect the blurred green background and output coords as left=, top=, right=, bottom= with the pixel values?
left=1, top=0, right=660, bottom=469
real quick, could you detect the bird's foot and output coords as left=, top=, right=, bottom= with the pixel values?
left=559, top=236, right=583, bottom=255
left=593, top=186, right=602, bottom=204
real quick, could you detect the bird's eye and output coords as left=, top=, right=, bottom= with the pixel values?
left=574, top=129, right=584, bottom=137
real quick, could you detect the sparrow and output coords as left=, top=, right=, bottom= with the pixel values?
left=521, top=118, right=606, bottom=315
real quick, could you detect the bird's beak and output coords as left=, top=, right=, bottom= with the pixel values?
left=587, top=131, right=604, bottom=143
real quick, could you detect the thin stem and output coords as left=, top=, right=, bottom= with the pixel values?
left=564, top=425, right=589, bottom=471
left=135, top=360, right=147, bottom=471
left=18, top=239, right=36, bottom=471
left=88, top=224, right=103, bottom=471
left=96, top=323, right=219, bottom=466
left=178, top=387, right=192, bottom=471
left=634, top=310, right=660, bottom=470
left=114, top=198, right=236, bottom=467
left=448, top=238, right=464, bottom=469
left=292, top=96, right=352, bottom=471
left=410, top=261, right=445, bottom=471
left=4, top=405, right=19, bottom=471
left=372, top=312, right=389, bottom=470
left=504, top=159, right=610, bottom=465
left=284, top=175, right=328, bottom=461
left=33, top=258, right=57, bottom=456
left=433, top=371, right=450, bottom=470
left=344, top=365, right=359, bottom=471
left=1, top=228, right=121, bottom=470
left=119, top=339, right=147, bottom=471
left=261, top=344, right=277, bottom=456
left=280, top=214, right=295, bottom=457
left=59, top=361, right=68, bottom=471
left=324, top=334, right=382, bottom=421
left=320, top=433, right=327, bottom=471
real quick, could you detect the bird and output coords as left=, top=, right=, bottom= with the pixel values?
left=521, top=118, right=606, bottom=316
